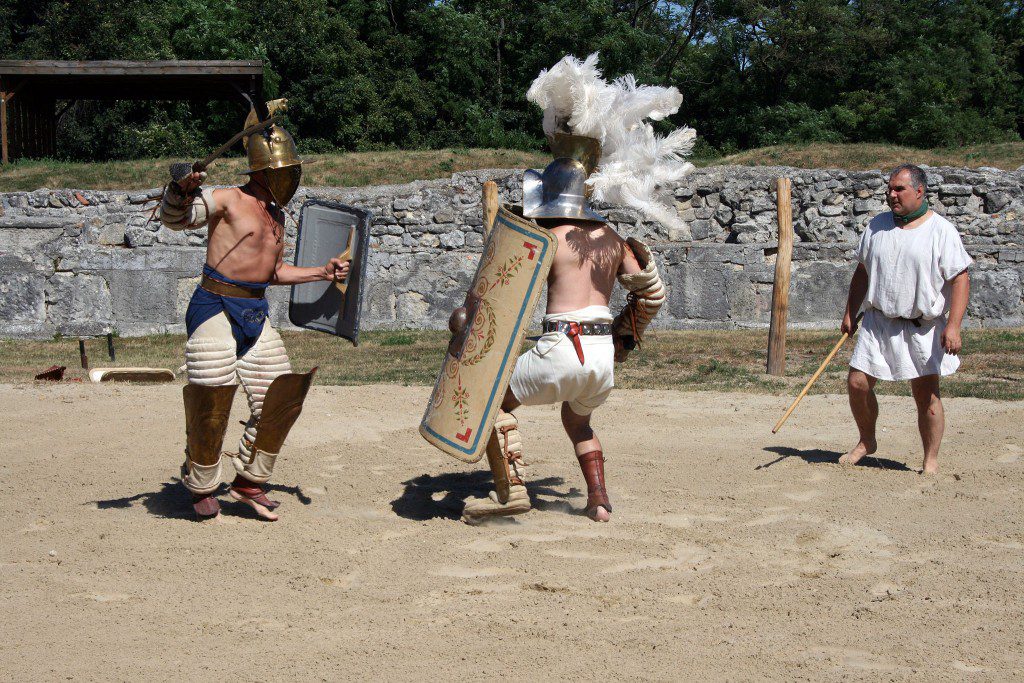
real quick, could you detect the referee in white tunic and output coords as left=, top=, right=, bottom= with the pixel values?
left=839, top=164, right=972, bottom=474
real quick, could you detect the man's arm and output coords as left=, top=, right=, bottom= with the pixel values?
left=271, top=256, right=350, bottom=286
left=159, top=170, right=222, bottom=231
left=941, top=270, right=970, bottom=354
left=842, top=264, right=869, bottom=334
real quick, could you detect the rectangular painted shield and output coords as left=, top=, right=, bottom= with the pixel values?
left=288, top=200, right=371, bottom=345
left=419, top=206, right=556, bottom=463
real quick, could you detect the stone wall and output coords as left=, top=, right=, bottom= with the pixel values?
left=2, top=164, right=1022, bottom=338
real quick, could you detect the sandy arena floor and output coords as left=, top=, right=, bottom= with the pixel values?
left=1, top=382, right=1021, bottom=680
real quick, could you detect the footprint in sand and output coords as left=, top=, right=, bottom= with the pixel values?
left=462, top=538, right=512, bottom=553
left=744, top=512, right=793, bottom=527
left=431, top=566, right=514, bottom=579
left=542, top=548, right=608, bottom=561
left=602, top=543, right=709, bottom=573
left=951, top=660, right=990, bottom=673
left=996, top=445, right=1020, bottom=464
left=805, top=646, right=901, bottom=672
left=784, top=490, right=823, bottom=503
left=321, top=571, right=360, bottom=589
left=83, top=593, right=131, bottom=603
left=664, top=593, right=713, bottom=607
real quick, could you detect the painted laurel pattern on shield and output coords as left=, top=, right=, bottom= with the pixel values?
left=435, top=246, right=528, bottom=428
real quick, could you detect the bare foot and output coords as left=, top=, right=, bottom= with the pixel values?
left=839, top=439, right=877, bottom=466
left=229, top=487, right=280, bottom=521
left=921, top=456, right=939, bottom=475
left=586, top=505, right=611, bottom=523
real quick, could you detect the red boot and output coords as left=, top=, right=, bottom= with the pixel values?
left=577, top=450, right=612, bottom=520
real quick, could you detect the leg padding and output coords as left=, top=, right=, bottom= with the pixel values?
left=233, top=365, right=314, bottom=484
left=234, top=326, right=292, bottom=481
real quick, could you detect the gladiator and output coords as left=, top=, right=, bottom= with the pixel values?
left=159, top=105, right=349, bottom=521
left=453, top=54, right=693, bottom=524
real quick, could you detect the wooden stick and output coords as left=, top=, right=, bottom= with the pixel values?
left=766, top=177, right=793, bottom=376
left=771, top=313, right=862, bottom=434
left=482, top=180, right=499, bottom=236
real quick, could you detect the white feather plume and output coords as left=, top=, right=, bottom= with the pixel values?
left=526, top=53, right=696, bottom=230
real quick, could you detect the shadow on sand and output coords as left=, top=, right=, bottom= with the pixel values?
left=758, top=446, right=913, bottom=471
left=390, top=470, right=578, bottom=521
left=92, top=478, right=313, bottom=521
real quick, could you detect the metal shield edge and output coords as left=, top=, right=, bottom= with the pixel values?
left=287, top=199, right=372, bottom=346
left=418, top=206, right=557, bottom=463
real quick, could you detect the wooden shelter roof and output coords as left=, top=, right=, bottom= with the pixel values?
left=0, top=60, right=264, bottom=100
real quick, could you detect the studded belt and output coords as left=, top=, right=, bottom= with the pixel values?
left=542, top=321, right=613, bottom=336
left=541, top=320, right=612, bottom=366
left=200, top=275, right=266, bottom=299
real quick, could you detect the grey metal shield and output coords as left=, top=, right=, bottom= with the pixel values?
left=288, top=200, right=371, bottom=345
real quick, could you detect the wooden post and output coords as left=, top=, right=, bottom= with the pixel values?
left=0, top=90, right=8, bottom=164
left=482, top=180, right=499, bottom=236
left=767, top=177, right=793, bottom=376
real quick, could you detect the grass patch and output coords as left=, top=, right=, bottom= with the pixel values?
left=2, top=143, right=1021, bottom=192
left=718, top=142, right=1024, bottom=171
left=3, top=328, right=1022, bottom=400
left=0, top=148, right=551, bottom=192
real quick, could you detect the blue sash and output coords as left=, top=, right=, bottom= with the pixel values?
left=185, top=265, right=270, bottom=357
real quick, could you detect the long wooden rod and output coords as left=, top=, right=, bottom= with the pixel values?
left=771, top=312, right=863, bottom=434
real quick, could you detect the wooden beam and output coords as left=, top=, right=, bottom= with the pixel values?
left=0, top=60, right=264, bottom=76
left=766, top=177, right=794, bottom=376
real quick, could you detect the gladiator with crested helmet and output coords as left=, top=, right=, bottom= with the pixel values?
left=453, top=53, right=694, bottom=524
left=159, top=100, right=351, bottom=521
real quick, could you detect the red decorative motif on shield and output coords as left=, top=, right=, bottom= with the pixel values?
left=523, top=242, right=538, bottom=260
left=456, top=427, right=472, bottom=442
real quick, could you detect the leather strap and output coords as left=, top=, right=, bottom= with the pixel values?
left=869, top=307, right=921, bottom=327
left=200, top=274, right=266, bottom=299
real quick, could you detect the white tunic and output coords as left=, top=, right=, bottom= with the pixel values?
left=509, top=305, right=615, bottom=416
left=849, top=212, right=973, bottom=381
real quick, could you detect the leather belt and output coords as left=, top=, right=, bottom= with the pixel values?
left=542, top=320, right=612, bottom=366
left=200, top=275, right=266, bottom=299
left=870, top=307, right=921, bottom=328
left=542, top=321, right=613, bottom=336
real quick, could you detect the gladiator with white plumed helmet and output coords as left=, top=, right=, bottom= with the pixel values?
left=427, top=52, right=695, bottom=524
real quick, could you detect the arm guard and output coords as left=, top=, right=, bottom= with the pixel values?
left=613, top=238, right=666, bottom=362
left=159, top=179, right=217, bottom=232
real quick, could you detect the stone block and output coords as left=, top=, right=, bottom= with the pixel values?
left=45, top=272, right=113, bottom=335
left=939, top=184, right=973, bottom=196
left=984, top=191, right=1012, bottom=214
left=968, top=268, right=1022, bottom=321
left=0, top=255, right=46, bottom=328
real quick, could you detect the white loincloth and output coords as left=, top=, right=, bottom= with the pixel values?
left=849, top=308, right=960, bottom=381
left=509, top=305, right=614, bottom=416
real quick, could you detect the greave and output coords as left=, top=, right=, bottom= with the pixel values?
left=233, top=368, right=315, bottom=484
left=182, top=384, right=238, bottom=494
left=577, top=450, right=611, bottom=512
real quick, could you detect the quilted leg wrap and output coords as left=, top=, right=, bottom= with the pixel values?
left=233, top=326, right=293, bottom=483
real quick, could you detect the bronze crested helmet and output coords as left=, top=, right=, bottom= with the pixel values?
left=241, top=104, right=303, bottom=206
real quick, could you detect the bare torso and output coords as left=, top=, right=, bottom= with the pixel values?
left=206, top=186, right=286, bottom=283
left=543, top=221, right=638, bottom=314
